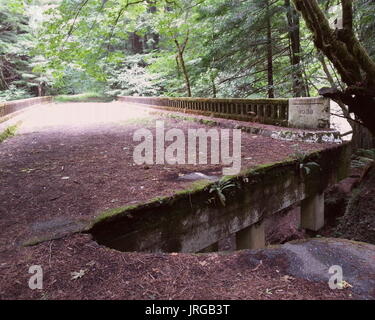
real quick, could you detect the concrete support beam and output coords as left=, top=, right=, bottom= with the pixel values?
left=301, top=193, right=325, bottom=231
left=199, top=242, right=219, bottom=253
left=236, top=221, right=265, bottom=250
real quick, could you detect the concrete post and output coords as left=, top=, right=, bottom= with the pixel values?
left=301, top=193, right=325, bottom=231
left=199, top=242, right=219, bottom=253
left=236, top=221, right=265, bottom=250
left=288, top=97, right=330, bottom=129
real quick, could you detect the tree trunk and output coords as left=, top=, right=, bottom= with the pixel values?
left=266, top=0, right=274, bottom=98
left=177, top=51, right=192, bottom=97
left=351, top=122, right=375, bottom=150
left=285, top=0, right=307, bottom=97
left=0, top=64, right=8, bottom=90
left=175, top=35, right=192, bottom=97
left=211, top=77, right=217, bottom=98
left=319, top=55, right=374, bottom=149
left=130, top=33, right=143, bottom=54
left=292, top=0, right=375, bottom=136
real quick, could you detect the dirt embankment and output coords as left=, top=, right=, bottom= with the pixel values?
left=335, top=163, right=375, bottom=244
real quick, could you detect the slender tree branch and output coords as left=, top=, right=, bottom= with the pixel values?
left=64, top=0, right=90, bottom=43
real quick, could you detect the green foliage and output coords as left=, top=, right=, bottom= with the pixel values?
left=209, top=179, right=237, bottom=207
left=356, top=0, right=375, bottom=60
left=54, top=92, right=113, bottom=103
left=104, top=54, right=162, bottom=96
left=0, top=85, right=32, bottom=102
left=300, top=162, right=321, bottom=175
left=351, top=149, right=375, bottom=168
left=356, top=149, right=375, bottom=160
left=1, top=0, right=374, bottom=101
left=290, top=144, right=321, bottom=175
left=291, top=144, right=309, bottom=162
left=0, top=0, right=54, bottom=99
left=0, top=123, right=18, bottom=143
left=48, top=66, right=106, bottom=95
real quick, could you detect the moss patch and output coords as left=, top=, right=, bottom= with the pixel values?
left=92, top=204, right=141, bottom=225
left=175, top=179, right=213, bottom=195
left=0, top=123, right=19, bottom=143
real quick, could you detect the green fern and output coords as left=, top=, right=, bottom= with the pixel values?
left=209, top=180, right=237, bottom=207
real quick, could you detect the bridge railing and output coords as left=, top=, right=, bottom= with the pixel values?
left=0, top=96, right=53, bottom=119
left=118, top=96, right=290, bottom=126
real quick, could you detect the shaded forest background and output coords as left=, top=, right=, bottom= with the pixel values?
left=1, top=0, right=373, bottom=99
left=0, top=0, right=374, bottom=145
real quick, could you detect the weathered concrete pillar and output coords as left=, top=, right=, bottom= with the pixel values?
left=199, top=242, right=219, bottom=253
left=236, top=221, right=265, bottom=250
left=301, top=193, right=325, bottom=231
left=288, top=97, right=330, bottom=129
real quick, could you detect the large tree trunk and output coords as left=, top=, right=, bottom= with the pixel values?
left=266, top=0, right=274, bottom=98
left=351, top=122, right=375, bottom=150
left=318, top=55, right=374, bottom=149
left=285, top=0, right=307, bottom=97
left=292, top=0, right=375, bottom=137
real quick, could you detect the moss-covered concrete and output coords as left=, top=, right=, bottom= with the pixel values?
left=89, top=143, right=351, bottom=253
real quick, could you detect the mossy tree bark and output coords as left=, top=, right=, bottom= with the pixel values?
left=292, top=0, right=375, bottom=137
left=351, top=122, right=375, bottom=150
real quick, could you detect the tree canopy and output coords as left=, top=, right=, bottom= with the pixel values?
left=1, top=0, right=374, bottom=137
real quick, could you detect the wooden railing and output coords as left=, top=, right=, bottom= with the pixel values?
left=118, top=96, right=289, bottom=126
left=0, top=96, right=52, bottom=119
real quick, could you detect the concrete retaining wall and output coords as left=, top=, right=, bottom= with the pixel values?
left=90, top=143, right=351, bottom=253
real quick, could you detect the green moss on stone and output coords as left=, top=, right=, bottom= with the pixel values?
left=175, top=180, right=212, bottom=195
left=92, top=204, right=140, bottom=225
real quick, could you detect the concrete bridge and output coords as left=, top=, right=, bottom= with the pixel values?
left=0, top=96, right=350, bottom=254
left=91, top=142, right=349, bottom=253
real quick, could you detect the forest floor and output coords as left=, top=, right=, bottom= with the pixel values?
left=0, top=102, right=366, bottom=300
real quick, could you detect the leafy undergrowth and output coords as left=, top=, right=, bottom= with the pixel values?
left=351, top=148, right=375, bottom=169
left=0, top=124, right=18, bottom=143
left=54, top=92, right=114, bottom=103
